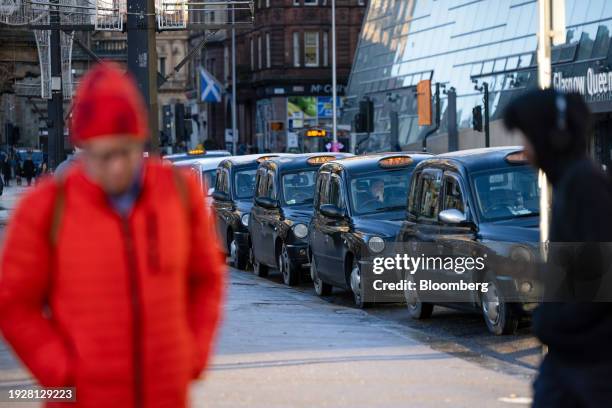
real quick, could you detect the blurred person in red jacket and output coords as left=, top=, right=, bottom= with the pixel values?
left=0, top=62, right=225, bottom=407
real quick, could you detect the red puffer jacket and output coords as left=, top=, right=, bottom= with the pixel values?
left=0, top=159, right=225, bottom=407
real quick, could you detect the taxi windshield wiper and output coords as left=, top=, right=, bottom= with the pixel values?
left=372, top=205, right=405, bottom=213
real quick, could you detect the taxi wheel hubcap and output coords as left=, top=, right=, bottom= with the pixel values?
left=483, top=282, right=500, bottom=324
left=311, top=260, right=322, bottom=291
left=230, top=240, right=238, bottom=264
left=350, top=264, right=361, bottom=302
left=310, top=260, right=318, bottom=283
left=281, top=247, right=291, bottom=280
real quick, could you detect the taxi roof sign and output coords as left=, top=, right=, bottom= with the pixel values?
left=188, top=148, right=206, bottom=155
left=505, top=151, right=528, bottom=163
left=256, top=155, right=279, bottom=163
left=378, top=156, right=413, bottom=168
left=306, top=129, right=327, bottom=137
left=307, top=156, right=336, bottom=165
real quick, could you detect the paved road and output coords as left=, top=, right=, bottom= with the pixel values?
left=0, top=230, right=538, bottom=407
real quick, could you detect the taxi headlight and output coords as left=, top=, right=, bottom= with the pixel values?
left=240, top=213, right=250, bottom=227
left=368, top=236, right=385, bottom=253
left=292, top=223, right=308, bottom=239
left=510, top=246, right=533, bottom=263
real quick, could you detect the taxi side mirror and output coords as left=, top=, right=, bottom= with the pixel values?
left=439, top=209, right=476, bottom=229
left=320, top=204, right=347, bottom=219
left=212, top=190, right=230, bottom=202
left=255, top=196, right=280, bottom=209
left=439, top=209, right=466, bottom=224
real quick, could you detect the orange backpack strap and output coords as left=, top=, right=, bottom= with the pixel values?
left=49, top=177, right=66, bottom=247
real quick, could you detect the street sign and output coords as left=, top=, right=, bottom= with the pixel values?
left=225, top=128, right=238, bottom=142
left=200, top=66, right=223, bottom=103
left=287, top=132, right=299, bottom=148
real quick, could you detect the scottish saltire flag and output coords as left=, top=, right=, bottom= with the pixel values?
left=200, top=66, right=223, bottom=103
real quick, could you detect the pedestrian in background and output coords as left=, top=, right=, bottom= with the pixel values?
left=504, top=88, right=612, bottom=408
left=1, top=155, right=10, bottom=186
left=22, top=152, right=36, bottom=186
left=14, top=158, right=21, bottom=186
left=0, top=62, right=225, bottom=407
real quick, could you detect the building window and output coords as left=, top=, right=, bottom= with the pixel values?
left=250, top=38, right=254, bottom=70
left=323, top=31, right=329, bottom=67
left=266, top=33, right=271, bottom=68
left=158, top=56, right=166, bottom=77
left=304, top=0, right=317, bottom=5
left=258, top=35, right=263, bottom=69
left=266, top=0, right=270, bottom=6
left=304, top=32, right=319, bottom=67
left=293, top=32, right=300, bottom=67
left=293, top=0, right=299, bottom=5
left=357, top=0, right=365, bottom=5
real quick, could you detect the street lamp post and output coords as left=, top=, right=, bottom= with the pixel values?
left=330, top=0, right=338, bottom=152
left=231, top=6, right=238, bottom=155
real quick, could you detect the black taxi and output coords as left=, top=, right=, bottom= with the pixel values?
left=308, top=152, right=432, bottom=307
left=398, top=147, right=540, bottom=335
left=249, top=153, right=352, bottom=285
left=212, top=153, right=290, bottom=269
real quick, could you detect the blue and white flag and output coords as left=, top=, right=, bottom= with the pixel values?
left=199, top=66, right=223, bottom=103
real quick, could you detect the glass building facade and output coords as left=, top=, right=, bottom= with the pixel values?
left=342, top=0, right=612, bottom=167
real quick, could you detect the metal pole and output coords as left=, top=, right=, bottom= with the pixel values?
left=127, top=0, right=159, bottom=152
left=330, top=0, right=338, bottom=151
left=48, top=0, right=64, bottom=170
left=231, top=6, right=237, bottom=155
left=537, top=0, right=554, bottom=263
left=483, top=82, right=490, bottom=147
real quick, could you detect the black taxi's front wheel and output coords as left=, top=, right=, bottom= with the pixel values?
left=253, top=257, right=269, bottom=278
left=480, top=273, right=519, bottom=335
left=403, top=274, right=433, bottom=319
left=230, top=238, right=249, bottom=270
left=279, top=243, right=300, bottom=286
left=350, top=259, right=370, bottom=309
left=311, top=255, right=332, bottom=296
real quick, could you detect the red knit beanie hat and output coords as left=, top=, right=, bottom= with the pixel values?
left=70, top=62, right=148, bottom=145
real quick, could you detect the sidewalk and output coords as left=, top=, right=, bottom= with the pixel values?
left=191, top=269, right=533, bottom=408
left=0, top=185, right=29, bottom=226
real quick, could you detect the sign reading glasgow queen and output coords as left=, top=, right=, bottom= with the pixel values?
left=553, top=67, right=612, bottom=98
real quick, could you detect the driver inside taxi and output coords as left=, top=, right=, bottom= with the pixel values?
left=370, top=179, right=385, bottom=203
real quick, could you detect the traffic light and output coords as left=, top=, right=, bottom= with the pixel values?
left=472, top=105, right=483, bottom=132
left=355, top=98, right=374, bottom=133
left=175, top=103, right=186, bottom=143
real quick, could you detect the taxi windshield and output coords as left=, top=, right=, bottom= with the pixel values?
left=282, top=170, right=317, bottom=206
left=202, top=170, right=216, bottom=195
left=349, top=169, right=412, bottom=215
left=234, top=169, right=257, bottom=199
left=472, top=166, right=539, bottom=221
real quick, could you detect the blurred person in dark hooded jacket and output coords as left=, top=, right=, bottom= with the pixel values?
left=504, top=88, right=612, bottom=408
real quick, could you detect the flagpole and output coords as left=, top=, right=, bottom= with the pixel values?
left=231, top=6, right=238, bottom=155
